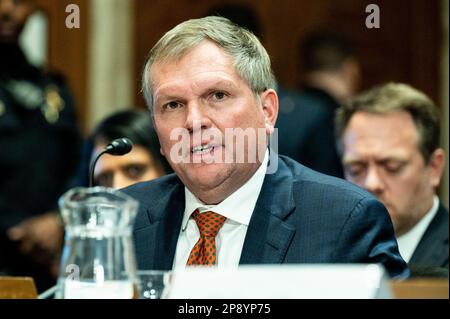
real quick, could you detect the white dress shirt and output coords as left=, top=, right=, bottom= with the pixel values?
left=172, top=149, right=269, bottom=270
left=397, top=196, right=440, bottom=263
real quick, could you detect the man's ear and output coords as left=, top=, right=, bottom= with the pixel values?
left=151, top=114, right=166, bottom=156
left=260, top=89, right=279, bottom=135
left=428, top=148, right=446, bottom=189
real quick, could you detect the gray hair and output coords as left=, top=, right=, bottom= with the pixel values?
left=141, top=16, right=276, bottom=112
left=335, top=82, right=441, bottom=163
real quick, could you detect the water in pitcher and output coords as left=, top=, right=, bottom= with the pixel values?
left=55, top=187, right=138, bottom=299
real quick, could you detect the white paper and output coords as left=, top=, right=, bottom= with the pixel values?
left=168, top=264, right=392, bottom=299
left=64, top=280, right=133, bottom=299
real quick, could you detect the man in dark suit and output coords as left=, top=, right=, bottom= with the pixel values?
left=336, top=83, right=448, bottom=275
left=277, top=85, right=343, bottom=177
left=277, top=32, right=361, bottom=178
left=123, top=16, right=408, bottom=279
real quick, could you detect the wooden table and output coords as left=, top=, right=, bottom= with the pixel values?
left=390, top=278, right=449, bottom=299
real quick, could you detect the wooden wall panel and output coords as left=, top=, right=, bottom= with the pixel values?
left=36, top=0, right=442, bottom=132
left=134, top=0, right=441, bottom=107
left=35, top=0, right=88, bottom=133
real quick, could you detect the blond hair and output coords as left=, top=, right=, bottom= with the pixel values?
left=141, top=16, right=276, bottom=111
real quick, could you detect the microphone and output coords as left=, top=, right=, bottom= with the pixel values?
left=105, top=137, right=133, bottom=155
left=89, top=138, right=133, bottom=187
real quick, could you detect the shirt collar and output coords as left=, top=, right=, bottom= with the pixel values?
left=397, top=195, right=440, bottom=262
left=182, top=149, right=269, bottom=230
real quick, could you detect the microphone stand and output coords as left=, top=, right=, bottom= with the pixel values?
left=89, top=149, right=108, bottom=187
left=88, top=138, right=133, bottom=187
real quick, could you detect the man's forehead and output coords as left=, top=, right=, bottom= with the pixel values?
left=150, top=47, right=242, bottom=96
left=154, top=72, right=236, bottom=95
left=345, top=110, right=419, bottom=141
left=343, top=111, right=422, bottom=158
left=343, top=151, right=411, bottom=164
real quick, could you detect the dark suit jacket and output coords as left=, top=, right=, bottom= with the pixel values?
left=276, top=86, right=344, bottom=178
left=123, top=155, right=408, bottom=278
left=410, top=204, right=449, bottom=269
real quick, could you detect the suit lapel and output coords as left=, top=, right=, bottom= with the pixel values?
left=240, top=157, right=296, bottom=264
left=134, top=179, right=185, bottom=270
left=154, top=183, right=185, bottom=269
left=410, top=203, right=449, bottom=267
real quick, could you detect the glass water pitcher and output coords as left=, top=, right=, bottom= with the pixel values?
left=56, top=187, right=138, bottom=299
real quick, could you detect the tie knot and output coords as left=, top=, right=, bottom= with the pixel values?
left=191, top=210, right=226, bottom=238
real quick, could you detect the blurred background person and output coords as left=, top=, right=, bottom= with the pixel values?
left=206, top=3, right=263, bottom=41
left=299, top=32, right=361, bottom=104
left=277, top=32, right=361, bottom=178
left=336, top=83, right=448, bottom=275
left=77, top=109, right=171, bottom=189
left=0, top=0, right=81, bottom=292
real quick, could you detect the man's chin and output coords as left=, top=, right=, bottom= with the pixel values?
left=183, top=164, right=231, bottom=188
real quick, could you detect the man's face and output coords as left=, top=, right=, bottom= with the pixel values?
left=149, top=41, right=277, bottom=204
left=342, top=111, right=442, bottom=236
left=0, top=0, right=34, bottom=43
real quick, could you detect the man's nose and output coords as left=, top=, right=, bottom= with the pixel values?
left=363, top=166, right=385, bottom=195
left=184, top=102, right=212, bottom=133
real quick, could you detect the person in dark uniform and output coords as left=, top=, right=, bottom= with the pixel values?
left=0, top=0, right=81, bottom=292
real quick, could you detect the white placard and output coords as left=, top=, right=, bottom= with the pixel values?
left=168, top=264, right=393, bottom=299
left=64, top=280, right=134, bottom=299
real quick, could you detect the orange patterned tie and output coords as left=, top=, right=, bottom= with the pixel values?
left=186, top=210, right=227, bottom=266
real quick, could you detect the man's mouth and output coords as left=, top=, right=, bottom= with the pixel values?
left=192, top=144, right=216, bottom=155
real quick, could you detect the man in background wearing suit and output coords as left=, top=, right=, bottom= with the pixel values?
left=336, top=83, right=448, bottom=275
left=123, top=16, right=408, bottom=278
left=277, top=32, right=361, bottom=178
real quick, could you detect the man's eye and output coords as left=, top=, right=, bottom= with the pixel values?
left=211, top=91, right=227, bottom=101
left=384, top=163, right=404, bottom=174
left=164, top=101, right=182, bottom=110
left=345, top=165, right=365, bottom=178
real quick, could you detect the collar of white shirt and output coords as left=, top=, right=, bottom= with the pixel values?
left=181, top=149, right=269, bottom=230
left=396, top=195, right=440, bottom=263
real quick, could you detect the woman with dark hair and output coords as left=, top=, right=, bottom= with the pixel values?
left=79, top=109, right=171, bottom=188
